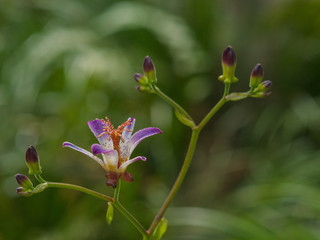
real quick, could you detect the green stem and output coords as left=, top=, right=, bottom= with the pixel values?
left=114, top=179, right=121, bottom=202
left=35, top=174, right=46, bottom=183
left=198, top=84, right=230, bottom=132
left=47, top=182, right=113, bottom=202
left=47, top=181, right=147, bottom=238
left=147, top=129, right=200, bottom=235
left=112, top=179, right=148, bottom=239
left=147, top=84, right=231, bottom=236
left=152, top=85, right=194, bottom=123
left=113, top=201, right=148, bottom=238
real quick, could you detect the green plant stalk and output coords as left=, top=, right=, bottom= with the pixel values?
left=114, top=179, right=121, bottom=202
left=112, top=179, right=148, bottom=239
left=147, top=83, right=230, bottom=236
left=47, top=182, right=114, bottom=202
left=34, top=174, right=46, bottom=183
left=48, top=181, right=148, bottom=238
left=147, top=129, right=200, bottom=235
left=152, top=85, right=194, bottom=124
left=198, top=83, right=230, bottom=131
left=113, top=201, right=148, bottom=238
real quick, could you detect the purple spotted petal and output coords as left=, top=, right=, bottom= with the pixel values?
left=119, top=156, right=147, bottom=171
left=128, top=127, right=162, bottom=156
left=62, top=142, right=104, bottom=166
left=88, top=119, right=113, bottom=149
left=122, top=117, right=135, bottom=141
left=91, top=144, right=115, bottom=155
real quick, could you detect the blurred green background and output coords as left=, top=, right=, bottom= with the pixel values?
left=1, top=0, right=320, bottom=239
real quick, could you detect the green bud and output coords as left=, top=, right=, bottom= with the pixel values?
left=16, top=187, right=33, bottom=197
left=249, top=64, right=263, bottom=89
left=106, top=202, right=114, bottom=225
left=152, top=217, right=168, bottom=240
left=250, top=80, right=272, bottom=98
left=133, top=73, right=148, bottom=85
left=143, top=56, right=157, bottom=84
left=25, top=145, right=42, bottom=175
left=16, top=183, right=48, bottom=197
left=15, top=174, right=34, bottom=190
left=219, top=46, right=238, bottom=84
left=136, top=85, right=153, bottom=93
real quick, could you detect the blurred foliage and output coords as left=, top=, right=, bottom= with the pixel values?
left=1, top=0, right=320, bottom=239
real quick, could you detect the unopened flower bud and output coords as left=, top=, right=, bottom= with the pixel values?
left=16, top=187, right=33, bottom=197
left=136, top=85, right=153, bottom=93
left=15, top=174, right=34, bottom=190
left=222, top=46, right=236, bottom=66
left=250, top=80, right=272, bottom=98
left=25, top=145, right=42, bottom=175
left=133, top=73, right=148, bottom=85
left=258, top=80, right=272, bottom=92
left=143, top=56, right=156, bottom=84
left=250, top=64, right=263, bottom=89
left=219, top=46, right=238, bottom=84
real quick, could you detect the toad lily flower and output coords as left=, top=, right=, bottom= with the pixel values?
left=63, top=117, right=162, bottom=188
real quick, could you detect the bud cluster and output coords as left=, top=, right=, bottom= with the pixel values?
left=15, top=145, right=47, bottom=197
left=134, top=56, right=157, bottom=92
left=249, top=64, right=272, bottom=98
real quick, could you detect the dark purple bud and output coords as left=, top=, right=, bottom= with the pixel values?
left=15, top=174, right=34, bottom=189
left=25, top=145, right=38, bottom=163
left=251, top=64, right=263, bottom=78
left=133, top=73, right=147, bottom=84
left=222, top=46, right=236, bottom=66
left=16, top=187, right=32, bottom=196
left=25, top=145, right=42, bottom=175
left=250, top=64, right=264, bottom=88
left=262, top=80, right=272, bottom=89
left=143, top=56, right=156, bottom=83
left=220, top=46, right=238, bottom=83
left=143, top=56, right=155, bottom=73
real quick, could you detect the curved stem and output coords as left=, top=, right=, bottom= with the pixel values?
left=112, top=179, right=148, bottom=238
left=113, top=201, right=148, bottom=238
left=152, top=85, right=194, bottom=123
left=47, top=182, right=113, bottom=202
left=35, top=174, right=46, bottom=183
left=147, top=83, right=231, bottom=236
left=147, top=129, right=200, bottom=234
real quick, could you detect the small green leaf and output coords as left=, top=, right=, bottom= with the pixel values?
left=174, top=109, right=195, bottom=128
left=106, top=202, right=114, bottom=225
left=152, top=217, right=168, bottom=240
left=32, top=182, right=48, bottom=193
left=225, top=92, right=249, bottom=101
